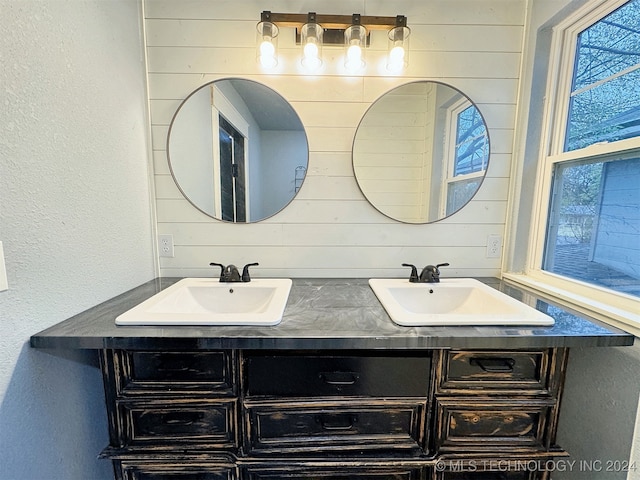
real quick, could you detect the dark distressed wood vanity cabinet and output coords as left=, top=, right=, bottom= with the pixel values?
left=30, top=278, right=634, bottom=480
left=99, top=347, right=568, bottom=480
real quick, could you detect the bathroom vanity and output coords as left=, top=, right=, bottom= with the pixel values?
left=31, top=278, right=634, bottom=480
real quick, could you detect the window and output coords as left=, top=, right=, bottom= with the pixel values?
left=543, top=153, right=640, bottom=297
left=563, top=1, right=640, bottom=151
left=445, top=101, right=489, bottom=216
left=525, top=0, right=640, bottom=327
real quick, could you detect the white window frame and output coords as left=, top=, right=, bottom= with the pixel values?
left=504, top=0, right=640, bottom=335
left=441, top=98, right=488, bottom=217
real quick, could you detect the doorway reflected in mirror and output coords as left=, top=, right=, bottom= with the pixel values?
left=167, top=78, right=309, bottom=223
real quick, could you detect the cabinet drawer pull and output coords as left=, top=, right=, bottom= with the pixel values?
left=319, top=371, right=359, bottom=386
left=470, top=357, right=516, bottom=373
left=162, top=412, right=197, bottom=426
left=317, top=414, right=357, bottom=431
left=157, top=365, right=190, bottom=373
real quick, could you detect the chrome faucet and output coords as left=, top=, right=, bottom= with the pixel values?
left=210, top=262, right=259, bottom=282
left=402, top=263, right=449, bottom=283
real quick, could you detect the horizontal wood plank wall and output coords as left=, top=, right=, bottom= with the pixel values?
left=144, top=0, right=525, bottom=278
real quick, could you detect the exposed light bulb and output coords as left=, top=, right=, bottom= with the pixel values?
left=259, top=40, right=277, bottom=68
left=302, top=41, right=321, bottom=70
left=260, top=40, right=275, bottom=57
left=345, top=44, right=363, bottom=70
left=387, top=45, right=405, bottom=72
left=304, top=42, right=318, bottom=59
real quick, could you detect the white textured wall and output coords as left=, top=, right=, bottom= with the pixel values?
left=630, top=396, right=640, bottom=480
left=146, top=0, right=525, bottom=278
left=556, top=345, right=640, bottom=480
left=0, top=0, right=155, bottom=478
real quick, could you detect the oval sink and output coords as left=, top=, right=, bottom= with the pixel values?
left=369, top=278, right=554, bottom=326
left=115, top=278, right=292, bottom=326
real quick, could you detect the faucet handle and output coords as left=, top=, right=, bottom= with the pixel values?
left=242, top=262, right=259, bottom=282
left=209, top=262, right=225, bottom=281
left=402, top=263, right=419, bottom=283
left=435, top=263, right=450, bottom=278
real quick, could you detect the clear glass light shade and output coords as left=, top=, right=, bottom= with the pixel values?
left=387, top=26, right=410, bottom=72
left=301, top=23, right=323, bottom=71
left=344, top=24, right=367, bottom=71
left=256, top=21, right=279, bottom=68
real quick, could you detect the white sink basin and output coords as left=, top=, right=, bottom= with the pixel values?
left=369, top=278, right=554, bottom=326
left=115, top=278, right=292, bottom=326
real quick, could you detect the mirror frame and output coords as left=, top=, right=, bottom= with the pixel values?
left=352, top=80, right=491, bottom=224
left=166, top=78, right=309, bottom=223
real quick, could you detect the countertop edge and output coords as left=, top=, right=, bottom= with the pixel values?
left=29, top=277, right=636, bottom=351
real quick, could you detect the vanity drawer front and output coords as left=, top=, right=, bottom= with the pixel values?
left=244, top=400, right=426, bottom=454
left=116, top=461, right=238, bottom=480
left=245, top=353, right=431, bottom=397
left=244, top=465, right=426, bottom=479
left=438, top=350, right=551, bottom=394
left=434, top=399, right=553, bottom=452
left=118, top=399, right=237, bottom=448
left=438, top=471, right=546, bottom=480
left=114, top=350, right=235, bottom=396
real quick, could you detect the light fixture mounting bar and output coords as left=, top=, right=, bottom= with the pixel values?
left=261, top=11, right=405, bottom=31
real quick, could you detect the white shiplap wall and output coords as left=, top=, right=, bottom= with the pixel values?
left=353, top=82, right=436, bottom=223
left=144, top=0, right=525, bottom=278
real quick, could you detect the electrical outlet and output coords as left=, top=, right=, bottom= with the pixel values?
left=158, top=234, right=175, bottom=258
left=486, top=234, right=502, bottom=258
left=0, top=241, right=8, bottom=292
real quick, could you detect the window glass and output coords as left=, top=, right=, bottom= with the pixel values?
left=446, top=177, right=482, bottom=216
left=454, top=105, right=489, bottom=175
left=565, top=0, right=640, bottom=151
left=543, top=155, right=640, bottom=298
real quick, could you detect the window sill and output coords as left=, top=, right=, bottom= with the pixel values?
left=503, top=272, right=640, bottom=338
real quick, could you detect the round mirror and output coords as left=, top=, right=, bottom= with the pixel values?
left=168, top=79, right=308, bottom=222
left=353, top=81, right=490, bottom=223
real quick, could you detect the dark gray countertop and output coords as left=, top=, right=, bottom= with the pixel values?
left=30, top=277, right=634, bottom=350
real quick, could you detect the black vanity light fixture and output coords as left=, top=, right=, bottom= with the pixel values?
left=256, top=11, right=410, bottom=73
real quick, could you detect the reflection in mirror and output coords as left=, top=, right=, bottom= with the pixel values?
left=168, top=79, right=308, bottom=223
left=353, top=81, right=490, bottom=223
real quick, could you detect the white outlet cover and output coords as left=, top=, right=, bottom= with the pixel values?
left=158, top=234, right=175, bottom=258
left=486, top=234, right=503, bottom=258
left=0, top=241, right=8, bottom=292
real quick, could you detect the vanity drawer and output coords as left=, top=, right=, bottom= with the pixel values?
left=112, top=350, right=235, bottom=396
left=244, top=352, right=431, bottom=398
left=117, top=398, right=237, bottom=449
left=244, top=400, right=426, bottom=454
left=244, top=465, right=426, bottom=479
left=115, top=461, right=238, bottom=480
left=437, top=350, right=552, bottom=394
left=438, top=471, right=547, bottom=480
left=434, top=398, right=553, bottom=452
